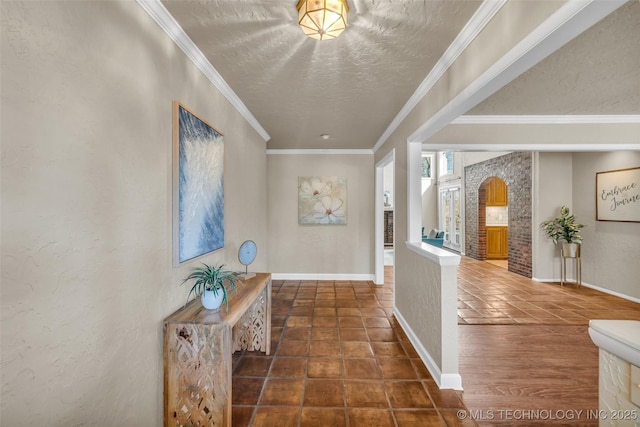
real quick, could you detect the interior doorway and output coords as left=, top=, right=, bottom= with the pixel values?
left=439, top=186, right=461, bottom=252
left=375, top=150, right=394, bottom=285
left=479, top=177, right=509, bottom=268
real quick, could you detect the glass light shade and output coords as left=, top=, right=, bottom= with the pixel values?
left=297, top=0, right=349, bottom=40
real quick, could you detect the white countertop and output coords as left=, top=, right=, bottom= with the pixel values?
left=589, top=320, right=640, bottom=366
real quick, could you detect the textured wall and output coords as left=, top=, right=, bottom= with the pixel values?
left=599, top=350, right=638, bottom=422
left=1, top=1, right=267, bottom=424
left=571, top=152, right=640, bottom=300
left=464, top=152, right=533, bottom=278
left=267, top=154, right=374, bottom=276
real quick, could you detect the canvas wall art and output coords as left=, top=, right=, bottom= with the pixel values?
left=596, top=166, right=640, bottom=223
left=298, top=176, right=347, bottom=225
left=173, top=101, right=225, bottom=265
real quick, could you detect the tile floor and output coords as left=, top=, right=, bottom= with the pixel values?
left=232, top=273, right=472, bottom=427
left=458, top=257, right=640, bottom=325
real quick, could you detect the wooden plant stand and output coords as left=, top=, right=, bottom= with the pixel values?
left=163, top=273, right=271, bottom=427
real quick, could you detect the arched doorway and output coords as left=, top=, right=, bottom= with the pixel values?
left=478, top=177, right=508, bottom=266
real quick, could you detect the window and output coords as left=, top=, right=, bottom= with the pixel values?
left=421, top=153, right=433, bottom=179
left=439, top=151, right=454, bottom=176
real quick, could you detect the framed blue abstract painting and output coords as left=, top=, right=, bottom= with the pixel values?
left=173, top=101, right=225, bottom=265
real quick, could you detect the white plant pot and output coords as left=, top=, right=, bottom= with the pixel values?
left=562, top=242, right=580, bottom=258
left=201, top=288, right=224, bottom=310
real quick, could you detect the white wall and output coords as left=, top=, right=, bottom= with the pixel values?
left=1, top=2, right=267, bottom=424
left=533, top=151, right=640, bottom=301
left=267, top=153, right=374, bottom=278
left=533, top=152, right=574, bottom=280
left=383, top=161, right=394, bottom=207
left=572, top=151, right=640, bottom=300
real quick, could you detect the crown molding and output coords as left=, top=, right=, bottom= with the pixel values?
left=421, top=143, right=640, bottom=152
left=408, top=0, right=627, bottom=144
left=136, top=0, right=270, bottom=142
left=266, top=149, right=374, bottom=155
left=372, top=0, right=507, bottom=152
left=452, top=115, right=640, bottom=125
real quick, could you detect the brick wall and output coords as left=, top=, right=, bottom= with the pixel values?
left=464, top=152, right=532, bottom=278
left=384, top=210, right=394, bottom=246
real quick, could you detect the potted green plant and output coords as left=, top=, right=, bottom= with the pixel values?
left=540, top=206, right=585, bottom=257
left=181, top=263, right=239, bottom=310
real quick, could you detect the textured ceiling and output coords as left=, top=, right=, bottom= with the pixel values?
left=162, top=0, right=638, bottom=151
left=427, top=0, right=640, bottom=149
left=162, top=0, right=482, bottom=149
left=469, top=0, right=640, bottom=116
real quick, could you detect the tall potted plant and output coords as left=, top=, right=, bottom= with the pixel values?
left=540, top=206, right=585, bottom=257
left=181, top=263, right=239, bottom=310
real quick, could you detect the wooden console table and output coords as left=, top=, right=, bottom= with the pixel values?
left=164, top=273, right=271, bottom=427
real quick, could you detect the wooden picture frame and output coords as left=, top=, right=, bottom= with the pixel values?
left=173, top=101, right=225, bottom=265
left=596, top=166, right=640, bottom=222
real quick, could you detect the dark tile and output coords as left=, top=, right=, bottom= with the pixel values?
left=232, top=377, right=264, bottom=405
left=340, top=328, right=368, bottom=341
left=270, top=357, right=307, bottom=378
left=252, top=407, right=299, bottom=427
left=378, top=358, right=418, bottom=379
left=364, top=317, right=392, bottom=328
left=313, top=316, right=338, bottom=327
left=345, top=380, right=388, bottom=407
left=347, top=408, right=395, bottom=426
left=339, top=317, right=365, bottom=328
left=337, top=307, right=362, bottom=317
left=277, top=340, right=309, bottom=357
left=410, top=358, right=433, bottom=380
left=385, top=381, right=433, bottom=408
left=315, top=299, right=337, bottom=307
left=231, top=406, right=255, bottom=427
left=300, top=408, right=347, bottom=427
left=283, top=326, right=311, bottom=341
left=343, top=358, right=381, bottom=379
left=308, top=358, right=342, bottom=378
left=286, top=316, right=312, bottom=327
left=260, top=379, right=304, bottom=406
left=342, top=341, right=374, bottom=358
left=367, top=328, right=397, bottom=342
left=401, top=341, right=420, bottom=358
left=272, top=316, right=286, bottom=327
left=440, top=409, right=480, bottom=427
left=423, top=380, right=465, bottom=409
left=234, top=356, right=273, bottom=377
left=290, top=306, right=315, bottom=316
left=310, top=340, right=341, bottom=357
left=371, top=342, right=406, bottom=357
left=314, top=307, right=338, bottom=316
left=359, top=307, right=387, bottom=317
left=303, top=379, right=345, bottom=407
left=337, top=300, right=360, bottom=308
left=311, top=327, right=339, bottom=341
left=393, top=409, right=444, bottom=426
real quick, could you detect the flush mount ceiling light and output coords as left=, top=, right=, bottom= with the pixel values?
left=297, top=0, right=349, bottom=41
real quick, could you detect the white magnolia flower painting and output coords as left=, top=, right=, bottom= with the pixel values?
left=298, top=176, right=347, bottom=225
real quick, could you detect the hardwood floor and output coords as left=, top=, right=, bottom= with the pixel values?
left=457, top=257, right=639, bottom=426
left=459, top=325, right=599, bottom=426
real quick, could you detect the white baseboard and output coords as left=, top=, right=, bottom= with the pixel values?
left=532, top=278, right=640, bottom=304
left=271, top=273, right=375, bottom=281
left=393, top=308, right=463, bottom=390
